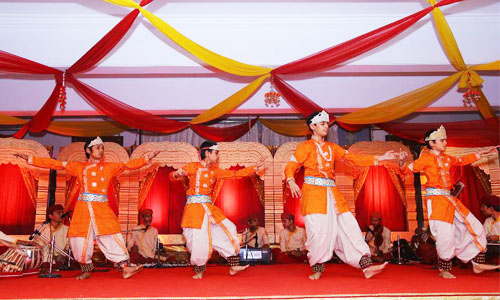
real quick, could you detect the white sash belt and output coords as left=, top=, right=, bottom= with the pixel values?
left=304, top=176, right=336, bottom=187
left=186, top=194, right=212, bottom=204
left=79, top=193, right=108, bottom=202
left=425, top=188, right=451, bottom=196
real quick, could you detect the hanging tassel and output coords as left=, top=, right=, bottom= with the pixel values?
left=58, top=72, right=67, bottom=111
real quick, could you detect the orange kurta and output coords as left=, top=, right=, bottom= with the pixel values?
left=171, top=162, right=256, bottom=229
left=30, top=157, right=148, bottom=237
left=404, top=151, right=479, bottom=224
left=285, top=139, right=375, bottom=216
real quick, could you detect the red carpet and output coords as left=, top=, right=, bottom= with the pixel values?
left=0, top=264, right=498, bottom=299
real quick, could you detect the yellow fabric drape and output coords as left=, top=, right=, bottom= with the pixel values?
left=104, top=0, right=271, bottom=77
left=190, top=74, right=270, bottom=124
left=47, top=121, right=128, bottom=137
left=337, top=72, right=462, bottom=124
left=429, top=1, right=498, bottom=128
left=0, top=113, right=28, bottom=125
left=471, top=60, right=500, bottom=71
left=259, top=119, right=310, bottom=137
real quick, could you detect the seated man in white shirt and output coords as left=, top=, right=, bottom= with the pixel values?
left=365, top=212, right=392, bottom=263
left=481, top=195, right=500, bottom=243
left=241, top=214, right=269, bottom=249
left=481, top=194, right=500, bottom=264
left=276, top=213, right=307, bottom=264
left=35, top=204, right=69, bottom=271
left=128, top=208, right=159, bottom=264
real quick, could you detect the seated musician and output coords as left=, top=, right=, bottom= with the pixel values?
left=128, top=208, right=159, bottom=264
left=34, top=204, right=69, bottom=271
left=276, top=213, right=307, bottom=264
left=411, top=227, right=437, bottom=265
left=481, top=195, right=500, bottom=243
left=241, top=214, right=269, bottom=249
left=481, top=194, right=500, bottom=264
left=365, top=212, right=392, bottom=263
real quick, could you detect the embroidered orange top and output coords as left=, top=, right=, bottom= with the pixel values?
left=285, top=139, right=376, bottom=215
left=403, top=150, right=479, bottom=223
left=29, top=156, right=148, bottom=237
left=170, top=162, right=256, bottom=229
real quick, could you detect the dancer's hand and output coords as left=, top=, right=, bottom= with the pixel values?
left=173, top=168, right=187, bottom=179
left=476, top=146, right=499, bottom=157
left=398, top=148, right=408, bottom=167
left=13, top=153, right=28, bottom=161
left=288, top=179, right=302, bottom=198
left=377, top=150, right=397, bottom=161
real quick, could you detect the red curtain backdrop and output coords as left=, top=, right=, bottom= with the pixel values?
left=141, top=166, right=186, bottom=234
left=0, top=164, right=36, bottom=234
left=355, top=166, right=407, bottom=231
left=451, top=165, right=489, bottom=223
left=378, top=119, right=499, bottom=147
left=191, top=118, right=258, bottom=142
left=213, top=165, right=264, bottom=232
left=283, top=166, right=305, bottom=228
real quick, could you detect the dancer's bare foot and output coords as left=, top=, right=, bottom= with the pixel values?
left=76, top=272, right=91, bottom=280
left=472, top=262, right=500, bottom=274
left=308, top=272, right=322, bottom=280
left=192, top=272, right=204, bottom=279
left=229, top=265, right=249, bottom=276
left=363, top=262, right=388, bottom=279
left=122, top=264, right=143, bottom=279
left=438, top=270, right=456, bottom=279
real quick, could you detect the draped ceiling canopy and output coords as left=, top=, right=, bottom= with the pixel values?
left=0, top=0, right=498, bottom=144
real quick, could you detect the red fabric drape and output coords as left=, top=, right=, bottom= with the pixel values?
left=283, top=166, right=305, bottom=228
left=378, top=119, right=499, bottom=147
left=451, top=165, right=489, bottom=223
left=68, top=9, right=141, bottom=73
left=272, top=75, right=366, bottom=132
left=214, top=165, right=264, bottom=231
left=355, top=166, right=407, bottom=231
left=0, top=164, right=36, bottom=234
left=141, top=167, right=186, bottom=234
left=67, top=74, right=190, bottom=133
left=0, top=50, right=61, bottom=74
left=273, top=0, right=460, bottom=75
left=191, top=119, right=257, bottom=142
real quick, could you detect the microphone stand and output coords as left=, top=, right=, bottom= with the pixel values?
left=39, top=233, right=62, bottom=278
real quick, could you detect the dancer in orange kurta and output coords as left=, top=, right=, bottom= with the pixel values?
left=170, top=141, right=264, bottom=279
left=15, top=137, right=159, bottom=280
left=285, top=111, right=400, bottom=280
left=399, top=126, right=499, bottom=279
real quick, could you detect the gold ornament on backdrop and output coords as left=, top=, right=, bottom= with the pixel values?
left=264, top=83, right=280, bottom=107
left=462, top=71, right=481, bottom=107
left=58, top=72, right=67, bottom=112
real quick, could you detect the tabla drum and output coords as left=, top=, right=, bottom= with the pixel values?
left=22, top=246, right=42, bottom=272
left=0, top=247, right=26, bottom=277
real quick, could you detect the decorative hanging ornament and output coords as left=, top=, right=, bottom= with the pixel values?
left=58, top=72, right=67, bottom=112
left=462, top=71, right=481, bottom=107
left=264, top=82, right=280, bottom=107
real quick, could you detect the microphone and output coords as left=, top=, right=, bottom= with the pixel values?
left=29, top=219, right=49, bottom=240
left=61, top=211, right=72, bottom=219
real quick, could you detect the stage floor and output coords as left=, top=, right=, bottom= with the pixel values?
left=1, top=263, right=499, bottom=300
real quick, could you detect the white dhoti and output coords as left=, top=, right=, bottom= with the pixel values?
left=69, top=225, right=129, bottom=265
left=428, top=199, right=486, bottom=262
left=183, top=207, right=240, bottom=267
left=305, top=187, right=370, bottom=268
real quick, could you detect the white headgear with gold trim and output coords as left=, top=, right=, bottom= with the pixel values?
left=425, top=125, right=447, bottom=141
left=310, top=110, right=329, bottom=125
left=88, top=136, right=104, bottom=148
left=201, top=144, right=219, bottom=151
